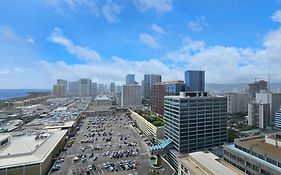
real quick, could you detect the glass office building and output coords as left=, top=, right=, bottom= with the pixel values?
left=185, top=70, right=205, bottom=91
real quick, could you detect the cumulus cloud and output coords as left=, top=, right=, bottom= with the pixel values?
left=49, top=27, right=101, bottom=62
left=187, top=16, right=208, bottom=32
left=45, top=0, right=99, bottom=16
left=134, top=0, right=173, bottom=13
left=102, top=0, right=122, bottom=23
left=139, top=32, right=161, bottom=48
left=272, top=10, right=281, bottom=23
left=151, top=24, right=165, bottom=34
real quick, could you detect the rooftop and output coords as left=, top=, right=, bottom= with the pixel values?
left=0, top=130, right=67, bottom=168
left=237, top=134, right=281, bottom=158
left=94, top=95, right=110, bottom=101
left=179, top=151, right=246, bottom=175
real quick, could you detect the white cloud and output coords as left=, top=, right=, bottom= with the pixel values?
left=151, top=24, right=165, bottom=34
left=49, top=27, right=101, bottom=62
left=187, top=16, right=208, bottom=32
left=139, top=32, right=161, bottom=49
left=272, top=10, right=281, bottom=23
left=0, top=69, right=10, bottom=74
left=134, top=0, right=173, bottom=13
left=102, top=0, right=122, bottom=23
left=26, top=37, right=34, bottom=44
left=45, top=0, right=99, bottom=16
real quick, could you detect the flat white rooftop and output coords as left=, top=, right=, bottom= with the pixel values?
left=179, top=151, right=246, bottom=175
left=0, top=130, right=67, bottom=168
left=55, top=107, right=68, bottom=111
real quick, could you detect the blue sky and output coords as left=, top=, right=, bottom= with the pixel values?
left=0, top=0, right=281, bottom=88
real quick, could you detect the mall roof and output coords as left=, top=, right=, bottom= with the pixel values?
left=0, top=130, right=67, bottom=168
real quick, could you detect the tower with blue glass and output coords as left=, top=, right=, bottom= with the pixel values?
left=185, top=70, right=205, bottom=91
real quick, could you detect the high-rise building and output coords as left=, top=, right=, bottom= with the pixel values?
left=164, top=92, right=227, bottom=169
left=275, top=107, right=281, bottom=129
left=223, top=133, right=281, bottom=175
left=91, top=82, right=98, bottom=97
left=57, top=79, right=67, bottom=87
left=151, top=80, right=185, bottom=115
left=78, top=79, right=91, bottom=96
left=248, top=80, right=268, bottom=98
left=53, top=84, right=67, bottom=97
left=126, top=74, right=135, bottom=85
left=110, top=82, right=115, bottom=94
left=248, top=92, right=281, bottom=128
left=68, top=81, right=78, bottom=96
left=98, top=84, right=105, bottom=94
left=184, top=70, right=205, bottom=91
left=226, top=92, right=251, bottom=114
left=121, top=84, right=141, bottom=107
left=143, top=74, right=161, bottom=99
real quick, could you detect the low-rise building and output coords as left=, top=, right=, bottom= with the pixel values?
left=129, top=109, right=164, bottom=140
left=178, top=151, right=246, bottom=175
left=223, top=133, right=281, bottom=175
left=0, top=130, right=67, bottom=175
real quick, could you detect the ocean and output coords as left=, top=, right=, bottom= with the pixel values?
left=0, top=89, right=50, bottom=100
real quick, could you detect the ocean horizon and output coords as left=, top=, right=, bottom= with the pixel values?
left=0, top=89, right=51, bottom=100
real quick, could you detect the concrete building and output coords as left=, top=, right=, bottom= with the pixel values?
left=53, top=84, right=67, bottom=97
left=178, top=151, right=246, bottom=175
left=91, top=82, right=98, bottom=97
left=129, top=109, right=164, bottom=139
left=248, top=80, right=268, bottom=98
left=164, top=92, right=227, bottom=170
left=223, top=133, right=281, bottom=175
left=0, top=130, right=67, bottom=175
left=98, top=84, right=105, bottom=94
left=110, top=82, right=115, bottom=94
left=184, top=70, right=205, bottom=92
left=143, top=74, right=161, bottom=99
left=57, top=79, right=67, bottom=87
left=78, top=79, right=91, bottom=96
left=126, top=74, right=135, bottom=85
left=275, top=107, right=281, bottom=129
left=248, top=93, right=281, bottom=128
left=151, top=80, right=185, bottom=115
left=226, top=93, right=251, bottom=114
left=93, top=95, right=112, bottom=106
left=68, top=81, right=78, bottom=96
left=121, top=84, right=141, bottom=107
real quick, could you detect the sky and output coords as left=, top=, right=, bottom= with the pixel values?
left=1, top=0, right=281, bottom=89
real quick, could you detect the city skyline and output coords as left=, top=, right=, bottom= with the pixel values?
left=1, top=1, right=281, bottom=88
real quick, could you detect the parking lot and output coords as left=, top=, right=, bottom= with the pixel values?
left=50, top=112, right=151, bottom=175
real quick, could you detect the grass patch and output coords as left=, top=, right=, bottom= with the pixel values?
left=135, top=110, right=164, bottom=126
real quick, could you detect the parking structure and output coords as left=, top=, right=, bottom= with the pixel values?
left=50, top=112, right=151, bottom=175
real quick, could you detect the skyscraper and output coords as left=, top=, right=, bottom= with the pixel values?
left=68, top=81, right=78, bottom=96
left=57, top=79, right=67, bottom=87
left=248, top=80, right=268, bottom=98
left=143, top=74, right=161, bottom=99
left=91, top=82, right=98, bottom=97
left=121, top=84, right=141, bottom=107
left=53, top=84, right=67, bottom=97
left=110, top=82, right=115, bottom=94
left=164, top=92, right=227, bottom=169
left=151, top=80, right=185, bottom=115
left=78, top=79, right=91, bottom=96
left=184, top=70, right=205, bottom=91
left=126, top=74, right=135, bottom=85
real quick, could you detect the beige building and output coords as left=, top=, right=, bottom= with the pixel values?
left=0, top=130, right=67, bottom=175
left=121, top=84, right=141, bottom=107
left=226, top=92, right=251, bottom=114
left=129, top=109, right=164, bottom=139
left=178, top=151, right=246, bottom=175
left=53, top=84, right=67, bottom=97
left=223, top=133, right=281, bottom=175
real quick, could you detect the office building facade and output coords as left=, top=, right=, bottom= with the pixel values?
left=226, top=92, right=251, bottom=114
left=164, top=92, right=227, bottom=153
left=91, top=82, right=98, bottom=97
left=126, top=74, right=135, bottom=85
left=275, top=107, right=281, bottom=129
left=110, top=82, right=115, bottom=94
left=151, top=81, right=185, bottom=115
left=53, top=84, right=67, bottom=97
left=184, top=70, right=205, bottom=91
left=68, top=81, right=78, bottom=96
left=78, top=79, right=92, bottom=96
left=121, top=84, right=141, bottom=107
left=143, top=74, right=161, bottom=99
